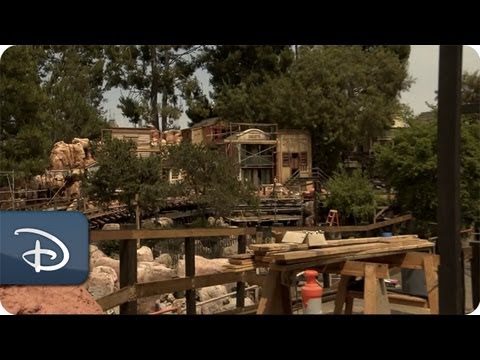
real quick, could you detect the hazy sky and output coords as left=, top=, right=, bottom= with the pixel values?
left=400, top=45, right=480, bottom=115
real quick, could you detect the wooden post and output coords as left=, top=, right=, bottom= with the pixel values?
left=437, top=45, right=464, bottom=314
left=135, top=193, right=141, bottom=249
left=185, top=237, right=196, bottom=315
left=471, top=240, right=480, bottom=310
left=236, top=234, right=246, bottom=308
left=322, top=273, right=330, bottom=288
left=120, top=239, right=137, bottom=315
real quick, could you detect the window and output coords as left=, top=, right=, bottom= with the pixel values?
left=282, top=153, right=290, bottom=167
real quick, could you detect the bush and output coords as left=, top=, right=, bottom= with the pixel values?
left=325, top=169, right=376, bottom=225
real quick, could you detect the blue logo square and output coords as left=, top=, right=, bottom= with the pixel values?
left=0, top=211, right=89, bottom=285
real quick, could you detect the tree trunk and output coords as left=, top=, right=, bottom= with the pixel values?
left=161, top=49, right=170, bottom=132
left=150, top=46, right=160, bottom=130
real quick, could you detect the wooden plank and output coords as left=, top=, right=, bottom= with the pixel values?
left=281, top=231, right=307, bottom=244
left=311, top=235, right=419, bottom=248
left=269, top=247, right=435, bottom=272
left=364, top=264, right=378, bottom=314
left=97, top=286, right=136, bottom=311
left=228, top=258, right=254, bottom=265
left=256, top=270, right=292, bottom=315
left=135, top=271, right=252, bottom=299
left=90, top=227, right=257, bottom=241
left=348, top=290, right=429, bottom=308
left=271, top=243, right=388, bottom=262
left=229, top=253, right=253, bottom=260
left=365, top=214, right=413, bottom=231
left=423, top=254, right=440, bottom=314
left=341, top=261, right=389, bottom=279
left=119, top=239, right=137, bottom=315
left=223, top=264, right=256, bottom=272
left=249, top=243, right=308, bottom=252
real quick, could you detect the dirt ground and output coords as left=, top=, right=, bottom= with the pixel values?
left=0, top=285, right=103, bottom=314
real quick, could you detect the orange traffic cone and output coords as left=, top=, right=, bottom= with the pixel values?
left=301, top=270, right=323, bottom=314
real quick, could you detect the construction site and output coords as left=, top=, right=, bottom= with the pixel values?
left=0, top=45, right=478, bottom=316
left=0, top=116, right=477, bottom=316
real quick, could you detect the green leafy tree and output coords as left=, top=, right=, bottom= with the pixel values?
left=375, top=118, right=480, bottom=235
left=166, top=142, right=258, bottom=218
left=106, top=45, right=203, bottom=131
left=84, top=139, right=170, bottom=216
left=1, top=46, right=110, bottom=182
left=40, top=45, right=109, bottom=141
left=0, top=46, right=51, bottom=181
left=325, top=169, right=376, bottom=225
left=203, top=45, right=411, bottom=174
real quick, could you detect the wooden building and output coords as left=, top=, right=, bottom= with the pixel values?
left=101, top=119, right=313, bottom=187
left=190, top=118, right=312, bottom=187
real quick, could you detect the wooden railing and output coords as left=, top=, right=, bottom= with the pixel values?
left=90, top=214, right=414, bottom=315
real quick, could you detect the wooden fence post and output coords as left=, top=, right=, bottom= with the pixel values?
left=236, top=234, right=247, bottom=308
left=185, top=237, right=196, bottom=314
left=120, top=239, right=137, bottom=315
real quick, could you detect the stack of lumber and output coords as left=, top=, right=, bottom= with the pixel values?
left=269, top=235, right=434, bottom=265
left=223, top=243, right=309, bottom=271
left=249, top=243, right=308, bottom=265
left=222, top=235, right=434, bottom=271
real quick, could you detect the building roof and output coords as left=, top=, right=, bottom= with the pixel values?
left=190, top=117, right=224, bottom=129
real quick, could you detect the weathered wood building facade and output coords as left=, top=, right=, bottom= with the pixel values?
left=102, top=118, right=313, bottom=187
left=188, top=118, right=312, bottom=186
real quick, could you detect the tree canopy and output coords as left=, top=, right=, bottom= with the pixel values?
left=202, top=45, right=411, bottom=174
left=105, top=45, right=203, bottom=131
left=0, top=46, right=109, bottom=181
left=375, top=69, right=480, bottom=234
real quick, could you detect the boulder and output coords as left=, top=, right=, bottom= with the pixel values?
left=137, top=262, right=175, bottom=283
left=85, top=266, right=118, bottom=300
left=137, top=246, right=154, bottom=262
left=176, top=256, right=229, bottom=277
left=155, top=253, right=173, bottom=268
left=91, top=257, right=120, bottom=278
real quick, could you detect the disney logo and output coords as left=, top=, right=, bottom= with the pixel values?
left=14, top=228, right=70, bottom=273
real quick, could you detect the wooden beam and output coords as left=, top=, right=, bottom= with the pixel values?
left=90, top=227, right=257, bottom=241
left=119, top=239, right=137, bottom=315
left=97, top=286, right=136, bottom=311
left=471, top=241, right=480, bottom=310
left=236, top=235, right=247, bottom=308
left=136, top=271, right=253, bottom=298
left=437, top=45, right=464, bottom=315
left=185, top=237, right=196, bottom=315
left=341, top=261, right=389, bottom=279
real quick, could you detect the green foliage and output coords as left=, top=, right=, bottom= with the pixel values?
left=204, top=45, right=411, bottom=174
left=0, top=46, right=109, bottom=184
left=166, top=142, right=258, bottom=217
left=375, top=119, right=480, bottom=230
left=106, top=45, right=202, bottom=131
left=325, top=169, right=376, bottom=225
left=41, top=45, right=109, bottom=141
left=84, top=139, right=170, bottom=215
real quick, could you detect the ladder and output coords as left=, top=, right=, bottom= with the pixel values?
left=326, top=209, right=339, bottom=226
